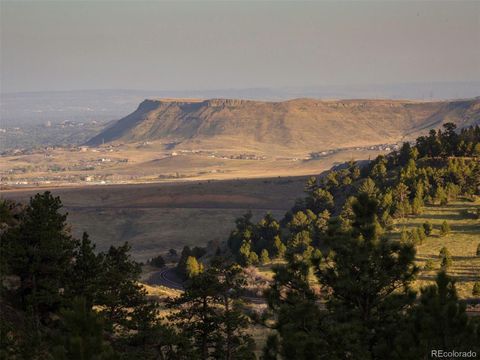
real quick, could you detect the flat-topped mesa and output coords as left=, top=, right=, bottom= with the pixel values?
left=85, top=97, right=480, bottom=148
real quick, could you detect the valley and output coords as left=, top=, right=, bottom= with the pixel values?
left=1, top=176, right=309, bottom=261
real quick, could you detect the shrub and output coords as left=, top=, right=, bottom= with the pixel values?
left=424, top=259, right=435, bottom=271
left=422, top=221, right=433, bottom=236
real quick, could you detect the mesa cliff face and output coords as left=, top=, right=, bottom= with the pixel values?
left=86, top=98, right=480, bottom=150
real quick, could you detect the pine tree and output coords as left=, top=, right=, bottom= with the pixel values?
left=67, top=232, right=103, bottom=308
left=51, top=297, right=116, bottom=360
left=4, top=192, right=76, bottom=328
left=395, top=272, right=479, bottom=358
left=255, top=213, right=280, bottom=254
left=434, top=186, right=448, bottom=205
left=393, top=182, right=411, bottom=218
left=439, top=246, right=452, bottom=270
left=416, top=227, right=426, bottom=244
left=170, top=262, right=255, bottom=360
left=266, top=231, right=327, bottom=359
left=261, top=334, right=280, bottom=360
left=272, top=236, right=286, bottom=259
left=228, top=212, right=254, bottom=254
left=472, top=282, right=480, bottom=296
left=422, top=221, right=433, bottom=236
left=440, top=221, right=451, bottom=237
left=248, top=251, right=259, bottom=266
left=260, top=249, right=270, bottom=264
left=96, top=243, right=147, bottom=332
left=238, top=240, right=253, bottom=266
left=411, top=195, right=423, bottom=215
left=358, top=177, right=378, bottom=198
left=319, top=193, right=418, bottom=358
left=309, top=188, right=334, bottom=213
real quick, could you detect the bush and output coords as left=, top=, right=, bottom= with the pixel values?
left=422, top=221, right=433, bottom=236
left=424, top=259, right=435, bottom=271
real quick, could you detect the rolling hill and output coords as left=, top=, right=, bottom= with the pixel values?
left=86, top=97, right=480, bottom=151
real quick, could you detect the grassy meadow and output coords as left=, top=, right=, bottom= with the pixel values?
left=391, top=199, right=480, bottom=299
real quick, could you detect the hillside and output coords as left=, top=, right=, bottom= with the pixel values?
left=86, top=97, right=480, bottom=151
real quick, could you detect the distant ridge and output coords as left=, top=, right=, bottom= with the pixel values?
left=86, top=97, right=480, bottom=150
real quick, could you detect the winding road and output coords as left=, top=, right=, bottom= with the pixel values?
left=146, top=266, right=266, bottom=304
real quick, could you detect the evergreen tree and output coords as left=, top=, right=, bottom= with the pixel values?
left=472, top=282, right=480, bottom=296
left=440, top=221, right=451, bottom=237
left=395, top=272, right=479, bottom=358
left=255, top=213, right=280, bottom=254
left=3, top=192, right=76, bottom=328
left=68, top=232, right=104, bottom=308
left=422, top=221, right=433, bottom=236
left=434, top=186, right=448, bottom=205
left=261, top=334, right=280, bottom=360
left=393, top=182, right=411, bottom=218
left=228, top=212, right=254, bottom=254
left=358, top=177, right=378, bottom=199
left=96, top=243, right=148, bottom=332
left=272, top=236, right=286, bottom=259
left=439, top=247, right=452, bottom=271
left=411, top=195, right=423, bottom=215
left=308, top=188, right=334, bottom=213
left=266, top=231, right=328, bottom=359
left=399, top=142, right=412, bottom=166
left=238, top=240, right=255, bottom=266
left=248, top=251, right=259, bottom=266
left=170, top=262, right=255, bottom=360
left=260, top=249, right=270, bottom=264
left=52, top=297, right=117, bottom=360
left=319, top=193, right=418, bottom=358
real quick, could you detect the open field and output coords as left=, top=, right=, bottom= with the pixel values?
left=1, top=140, right=388, bottom=187
left=1, top=176, right=309, bottom=261
left=391, top=200, right=480, bottom=299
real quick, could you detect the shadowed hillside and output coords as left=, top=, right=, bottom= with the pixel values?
left=86, top=97, right=480, bottom=150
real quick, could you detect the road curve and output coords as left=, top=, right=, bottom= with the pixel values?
left=146, top=266, right=266, bottom=304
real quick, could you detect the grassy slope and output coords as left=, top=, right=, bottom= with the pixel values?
left=391, top=199, right=480, bottom=299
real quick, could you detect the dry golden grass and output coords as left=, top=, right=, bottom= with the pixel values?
left=391, top=199, right=480, bottom=299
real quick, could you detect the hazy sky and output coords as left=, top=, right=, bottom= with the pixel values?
left=1, top=1, right=479, bottom=93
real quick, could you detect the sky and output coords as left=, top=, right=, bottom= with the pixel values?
left=1, top=1, right=479, bottom=94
